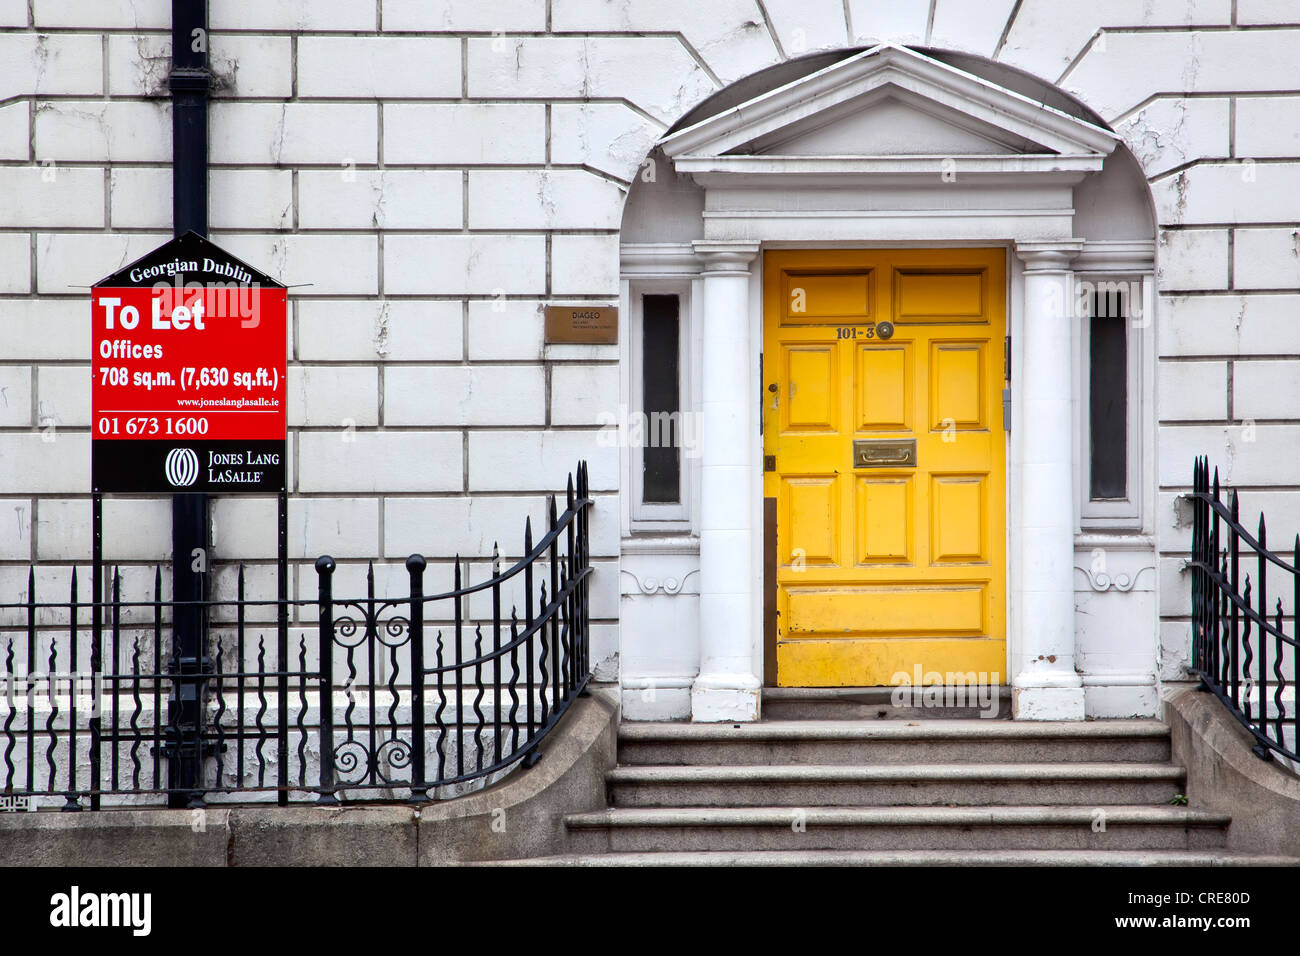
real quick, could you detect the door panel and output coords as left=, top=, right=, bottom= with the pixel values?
left=763, top=249, right=1007, bottom=687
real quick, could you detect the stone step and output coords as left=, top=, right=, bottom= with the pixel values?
left=564, top=805, right=1229, bottom=852
left=618, top=719, right=1172, bottom=766
left=762, top=686, right=1012, bottom=721
left=607, top=762, right=1186, bottom=807
left=475, top=848, right=1299, bottom=867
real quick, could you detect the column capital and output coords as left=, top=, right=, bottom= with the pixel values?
left=692, top=240, right=761, bottom=274
left=1015, top=239, right=1085, bottom=272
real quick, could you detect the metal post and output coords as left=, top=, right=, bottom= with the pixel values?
left=90, top=494, right=102, bottom=810
left=277, top=491, right=288, bottom=805
left=407, top=555, right=428, bottom=803
left=166, top=0, right=212, bottom=809
left=316, top=557, right=338, bottom=805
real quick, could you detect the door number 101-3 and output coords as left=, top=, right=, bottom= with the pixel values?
left=836, top=321, right=895, bottom=341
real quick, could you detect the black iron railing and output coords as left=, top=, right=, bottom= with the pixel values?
left=0, top=463, right=593, bottom=808
left=1188, top=456, right=1298, bottom=763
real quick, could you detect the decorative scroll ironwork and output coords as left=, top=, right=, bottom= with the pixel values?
left=1188, top=456, right=1299, bottom=763
left=0, top=462, right=594, bottom=807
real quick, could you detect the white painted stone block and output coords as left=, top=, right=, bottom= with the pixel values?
left=0, top=0, right=25, bottom=26
left=35, top=232, right=169, bottom=295
left=298, top=170, right=462, bottom=230
left=0, top=100, right=28, bottom=160
left=288, top=366, right=379, bottom=428
left=299, top=300, right=463, bottom=362
left=1237, top=0, right=1300, bottom=24
left=0, top=498, right=32, bottom=560
left=212, top=169, right=295, bottom=230
left=210, top=103, right=378, bottom=165
left=467, top=36, right=718, bottom=125
left=3, top=300, right=88, bottom=359
left=1157, top=360, right=1225, bottom=421
left=1158, top=620, right=1191, bottom=682
left=551, top=364, right=620, bottom=426
left=0, top=433, right=88, bottom=494
left=36, top=365, right=90, bottom=428
left=760, top=0, right=850, bottom=56
left=930, top=0, right=1018, bottom=57
left=34, top=101, right=171, bottom=163
left=0, top=367, right=32, bottom=426
left=298, top=431, right=462, bottom=492
left=211, top=34, right=295, bottom=99
left=469, top=170, right=626, bottom=230
left=297, top=36, right=461, bottom=98
left=1158, top=424, right=1300, bottom=486
left=1153, top=164, right=1300, bottom=226
left=549, top=103, right=663, bottom=183
left=1063, top=27, right=1296, bottom=122
left=467, top=300, right=543, bottom=361
left=210, top=1, right=377, bottom=30
left=551, top=235, right=620, bottom=296
left=551, top=0, right=780, bottom=84
left=468, top=430, right=616, bottom=492
left=385, top=365, right=546, bottom=427
left=106, top=33, right=170, bottom=97
left=0, top=233, right=30, bottom=293
left=0, top=167, right=103, bottom=228
left=37, top=497, right=172, bottom=561
left=210, top=233, right=379, bottom=296
left=1234, top=229, right=1300, bottom=290
left=1234, top=360, right=1300, bottom=422
left=384, top=103, right=546, bottom=165
left=0, top=33, right=104, bottom=99
left=384, top=235, right=546, bottom=295
left=107, top=167, right=170, bottom=229
left=32, top=0, right=168, bottom=28
left=1159, top=294, right=1300, bottom=357
left=213, top=496, right=380, bottom=560
left=1002, top=0, right=1230, bottom=87
left=1115, top=98, right=1229, bottom=179
left=848, top=0, right=930, bottom=43
left=385, top=493, right=617, bottom=561
left=1155, top=229, right=1228, bottom=291
left=110, top=168, right=294, bottom=230
left=383, top=0, right=547, bottom=32
left=1236, top=98, right=1300, bottom=159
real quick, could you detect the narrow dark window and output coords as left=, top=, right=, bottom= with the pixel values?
left=642, top=294, right=681, bottom=503
left=1089, top=291, right=1127, bottom=499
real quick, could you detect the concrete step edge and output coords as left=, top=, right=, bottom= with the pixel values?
left=471, top=849, right=1300, bottom=867
left=565, top=805, right=1231, bottom=828
left=618, top=719, right=1171, bottom=742
left=607, top=763, right=1186, bottom=784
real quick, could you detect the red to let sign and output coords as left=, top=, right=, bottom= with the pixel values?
left=91, top=232, right=287, bottom=493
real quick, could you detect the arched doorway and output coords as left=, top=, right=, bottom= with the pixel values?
left=616, top=44, right=1158, bottom=722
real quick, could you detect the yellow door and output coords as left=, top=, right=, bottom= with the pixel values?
left=763, top=249, right=1006, bottom=687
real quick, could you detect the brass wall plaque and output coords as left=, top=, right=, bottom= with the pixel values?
left=544, top=305, right=618, bottom=345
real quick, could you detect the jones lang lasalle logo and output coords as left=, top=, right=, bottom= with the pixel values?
left=49, top=886, right=152, bottom=936
left=164, top=447, right=200, bottom=487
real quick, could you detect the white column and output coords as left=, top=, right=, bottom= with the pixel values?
left=691, top=240, right=761, bottom=722
left=1013, top=240, right=1086, bottom=720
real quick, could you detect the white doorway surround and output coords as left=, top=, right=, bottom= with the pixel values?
left=618, top=44, right=1157, bottom=722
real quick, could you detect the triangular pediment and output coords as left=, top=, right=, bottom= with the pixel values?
left=661, top=44, right=1117, bottom=179
left=738, top=91, right=1044, bottom=157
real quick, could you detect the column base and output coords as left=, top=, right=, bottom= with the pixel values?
left=1013, top=681, right=1086, bottom=720
left=691, top=673, right=761, bottom=722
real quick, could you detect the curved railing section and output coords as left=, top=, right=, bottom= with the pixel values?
left=0, top=462, right=593, bottom=807
left=1188, top=456, right=1298, bottom=764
